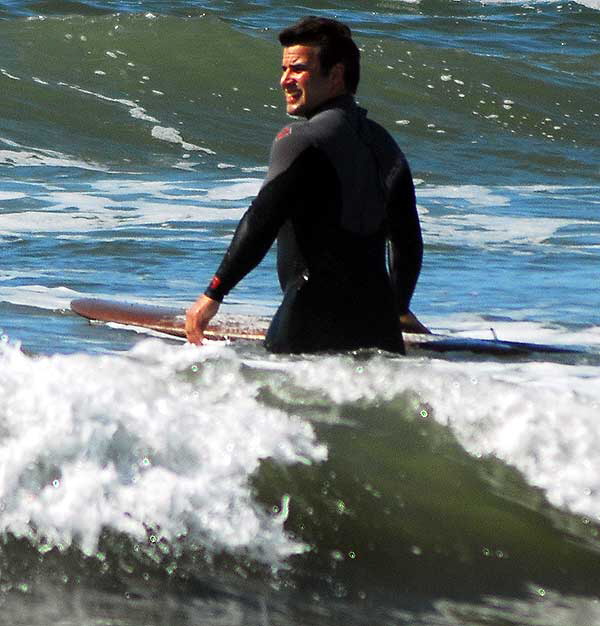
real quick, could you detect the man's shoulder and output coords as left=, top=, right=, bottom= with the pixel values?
left=365, top=117, right=401, bottom=149
left=365, top=117, right=409, bottom=166
left=271, top=119, right=314, bottom=152
left=265, top=120, right=316, bottom=182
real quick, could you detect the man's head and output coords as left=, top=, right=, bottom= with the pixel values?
left=278, top=17, right=360, bottom=118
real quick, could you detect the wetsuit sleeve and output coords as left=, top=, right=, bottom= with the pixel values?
left=386, top=159, right=423, bottom=314
left=203, top=192, right=287, bottom=301
left=204, top=125, right=312, bottom=301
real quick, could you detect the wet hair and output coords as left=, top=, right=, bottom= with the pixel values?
left=278, top=16, right=360, bottom=94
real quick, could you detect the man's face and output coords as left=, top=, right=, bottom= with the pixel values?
left=280, top=45, right=343, bottom=118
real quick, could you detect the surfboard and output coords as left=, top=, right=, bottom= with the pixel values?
left=69, top=297, right=267, bottom=341
left=70, top=297, right=586, bottom=357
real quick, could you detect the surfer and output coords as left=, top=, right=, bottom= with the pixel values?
left=186, top=16, right=428, bottom=352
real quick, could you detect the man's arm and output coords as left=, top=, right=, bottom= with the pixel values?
left=186, top=126, right=314, bottom=344
left=386, top=160, right=430, bottom=333
left=185, top=185, right=290, bottom=344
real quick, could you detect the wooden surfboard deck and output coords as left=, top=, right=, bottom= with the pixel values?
left=70, top=298, right=268, bottom=341
left=70, top=298, right=585, bottom=357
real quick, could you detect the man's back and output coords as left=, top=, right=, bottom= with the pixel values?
left=262, top=96, right=421, bottom=353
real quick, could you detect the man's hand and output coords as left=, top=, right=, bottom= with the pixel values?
left=185, top=295, right=220, bottom=344
left=399, top=310, right=431, bottom=334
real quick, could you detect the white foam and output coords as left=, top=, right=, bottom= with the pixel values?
left=0, top=192, right=25, bottom=200
left=418, top=184, right=510, bottom=207
left=151, top=126, right=215, bottom=154
left=205, top=179, right=262, bottom=201
left=275, top=350, right=600, bottom=521
left=0, top=340, right=326, bottom=560
left=56, top=83, right=215, bottom=155
left=421, top=313, right=600, bottom=348
left=417, top=184, right=595, bottom=249
left=0, top=68, right=20, bottom=81
left=67, top=85, right=160, bottom=124
left=0, top=178, right=262, bottom=235
left=0, top=139, right=106, bottom=172
left=0, top=204, right=243, bottom=235
left=0, top=285, right=81, bottom=310
left=0, top=208, right=109, bottom=234
left=421, top=211, right=577, bottom=248
left=574, top=0, right=600, bottom=8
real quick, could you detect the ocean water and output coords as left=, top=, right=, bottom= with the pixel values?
left=1, top=0, right=600, bottom=624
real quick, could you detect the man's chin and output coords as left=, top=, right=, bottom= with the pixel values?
left=285, top=99, right=306, bottom=116
left=287, top=106, right=308, bottom=118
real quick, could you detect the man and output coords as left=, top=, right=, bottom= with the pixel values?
left=186, top=16, right=428, bottom=353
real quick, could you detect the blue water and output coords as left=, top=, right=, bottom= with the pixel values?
left=1, top=1, right=600, bottom=624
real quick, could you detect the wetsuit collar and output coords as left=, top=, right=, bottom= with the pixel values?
left=306, top=94, right=359, bottom=119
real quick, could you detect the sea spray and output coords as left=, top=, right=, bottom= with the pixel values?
left=0, top=340, right=326, bottom=562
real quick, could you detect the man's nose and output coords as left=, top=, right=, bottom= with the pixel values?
left=280, top=69, right=293, bottom=87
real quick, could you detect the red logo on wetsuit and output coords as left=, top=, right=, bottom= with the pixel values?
left=209, top=275, right=221, bottom=290
left=276, top=127, right=292, bottom=141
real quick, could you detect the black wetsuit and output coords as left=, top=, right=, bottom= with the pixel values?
left=204, top=95, right=423, bottom=354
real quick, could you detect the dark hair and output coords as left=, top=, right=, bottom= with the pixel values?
left=278, top=16, right=360, bottom=94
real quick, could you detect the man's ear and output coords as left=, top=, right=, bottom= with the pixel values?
left=329, top=62, right=346, bottom=92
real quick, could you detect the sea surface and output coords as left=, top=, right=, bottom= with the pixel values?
left=1, top=1, right=600, bottom=624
